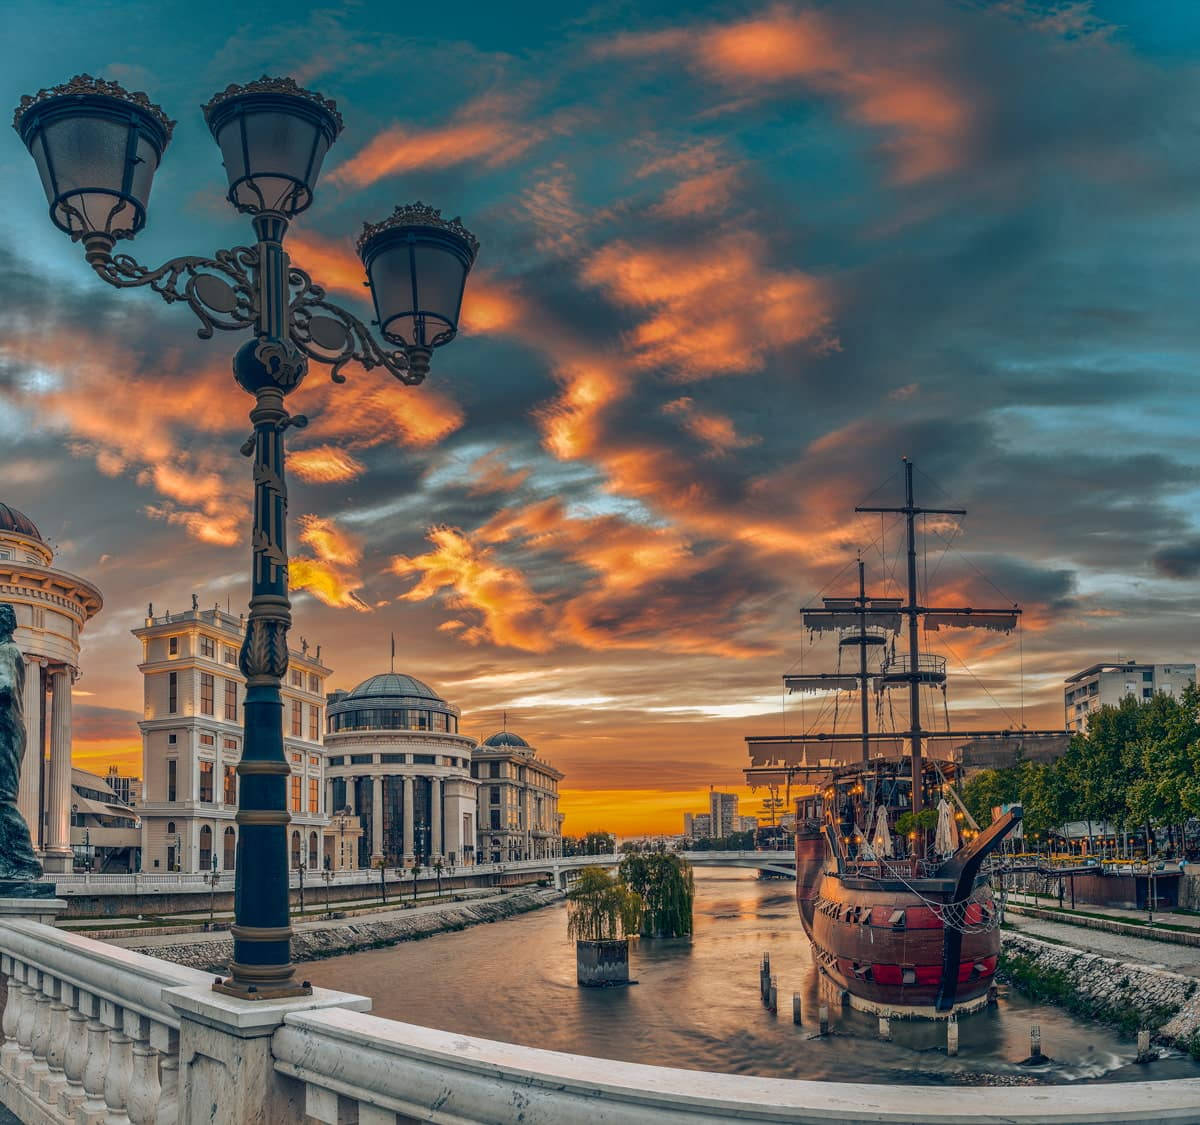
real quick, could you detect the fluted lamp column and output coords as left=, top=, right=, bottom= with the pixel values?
left=13, top=71, right=477, bottom=1001
left=42, top=667, right=74, bottom=872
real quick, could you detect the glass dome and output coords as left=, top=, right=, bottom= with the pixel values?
left=328, top=671, right=460, bottom=735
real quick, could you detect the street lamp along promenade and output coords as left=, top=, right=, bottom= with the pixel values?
left=12, top=74, right=478, bottom=1001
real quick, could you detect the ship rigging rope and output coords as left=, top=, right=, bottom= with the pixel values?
left=864, top=860, right=1001, bottom=935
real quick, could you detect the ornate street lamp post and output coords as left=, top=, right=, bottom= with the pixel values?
left=12, top=74, right=478, bottom=1000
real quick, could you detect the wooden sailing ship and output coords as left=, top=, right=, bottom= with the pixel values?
left=745, top=459, right=1059, bottom=1018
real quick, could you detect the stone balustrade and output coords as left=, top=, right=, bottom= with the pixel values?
left=273, top=1006, right=1200, bottom=1125
left=4, top=916, right=1200, bottom=1123
left=0, top=917, right=211, bottom=1125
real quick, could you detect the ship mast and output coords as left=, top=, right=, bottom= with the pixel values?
left=856, top=557, right=870, bottom=764
left=856, top=458, right=964, bottom=857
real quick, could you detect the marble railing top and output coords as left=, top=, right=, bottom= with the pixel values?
left=0, top=918, right=210, bottom=1026
left=274, top=1007, right=1200, bottom=1123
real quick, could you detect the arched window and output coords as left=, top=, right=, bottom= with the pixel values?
left=308, top=831, right=318, bottom=869
left=223, top=826, right=236, bottom=870
left=167, top=821, right=175, bottom=834
left=199, top=825, right=213, bottom=871
left=291, top=830, right=301, bottom=869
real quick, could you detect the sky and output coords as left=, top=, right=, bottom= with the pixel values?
left=4, top=0, right=1200, bottom=835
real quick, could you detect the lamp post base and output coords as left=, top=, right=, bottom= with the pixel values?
left=212, top=976, right=313, bottom=1002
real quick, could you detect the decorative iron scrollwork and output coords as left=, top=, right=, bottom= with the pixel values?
left=90, top=246, right=259, bottom=339
left=287, top=264, right=419, bottom=385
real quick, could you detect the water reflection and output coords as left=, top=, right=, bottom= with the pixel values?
left=297, top=869, right=1200, bottom=1085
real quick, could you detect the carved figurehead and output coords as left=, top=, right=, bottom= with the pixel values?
left=0, top=603, right=42, bottom=879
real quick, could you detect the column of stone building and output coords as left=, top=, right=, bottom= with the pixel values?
left=43, top=666, right=74, bottom=872
left=371, top=777, right=383, bottom=864
left=17, top=657, right=43, bottom=844
left=402, top=777, right=414, bottom=863
left=431, top=777, right=442, bottom=861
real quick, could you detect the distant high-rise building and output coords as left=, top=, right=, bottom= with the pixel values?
left=105, top=765, right=142, bottom=807
left=683, top=812, right=694, bottom=837
left=735, top=815, right=759, bottom=834
left=1064, top=661, right=1196, bottom=733
left=709, top=790, right=738, bottom=838
left=692, top=813, right=712, bottom=838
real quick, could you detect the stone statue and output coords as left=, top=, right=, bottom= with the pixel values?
left=0, top=604, right=42, bottom=879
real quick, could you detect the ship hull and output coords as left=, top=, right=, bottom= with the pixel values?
left=795, top=831, right=999, bottom=1018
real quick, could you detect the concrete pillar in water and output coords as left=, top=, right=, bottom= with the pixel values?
left=946, top=1016, right=959, bottom=1057
left=878, top=1015, right=890, bottom=1041
left=1030, top=1023, right=1042, bottom=1062
left=768, top=977, right=778, bottom=1013
left=840, top=989, right=850, bottom=1009
left=792, top=993, right=802, bottom=1025
left=1137, top=1029, right=1152, bottom=1063
left=818, top=1002, right=829, bottom=1036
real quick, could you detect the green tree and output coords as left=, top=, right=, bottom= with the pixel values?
left=962, top=767, right=1021, bottom=828
left=619, top=852, right=695, bottom=938
left=566, top=866, right=642, bottom=942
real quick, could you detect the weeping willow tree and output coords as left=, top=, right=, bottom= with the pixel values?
left=619, top=851, right=695, bottom=938
left=566, top=866, right=643, bottom=943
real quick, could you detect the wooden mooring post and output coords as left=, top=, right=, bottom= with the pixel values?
left=1136, top=1029, right=1153, bottom=1063
left=946, top=1015, right=959, bottom=1057
left=878, top=1015, right=890, bottom=1041
left=792, top=993, right=802, bottom=1025
left=1030, top=1023, right=1043, bottom=1063
left=768, top=976, right=778, bottom=1013
left=818, top=1001, right=829, bottom=1036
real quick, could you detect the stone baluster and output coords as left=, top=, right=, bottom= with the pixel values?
left=38, top=973, right=70, bottom=1106
left=151, top=1025, right=180, bottom=1125
left=13, top=967, right=37, bottom=1082
left=0, top=956, right=23, bottom=1075
left=26, top=971, right=52, bottom=1088
left=59, top=985, right=93, bottom=1120
left=79, top=1006, right=111, bottom=1125
left=101, top=1000, right=133, bottom=1125
left=125, top=1011, right=160, bottom=1125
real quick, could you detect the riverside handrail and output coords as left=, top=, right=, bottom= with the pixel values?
left=0, top=918, right=211, bottom=1124
left=273, top=1006, right=1200, bottom=1124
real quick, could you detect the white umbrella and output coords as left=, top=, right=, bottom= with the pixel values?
left=935, top=797, right=959, bottom=857
left=871, top=805, right=893, bottom=859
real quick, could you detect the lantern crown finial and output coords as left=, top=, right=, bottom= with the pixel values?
left=201, top=76, right=344, bottom=137
left=12, top=74, right=176, bottom=140
left=356, top=202, right=479, bottom=260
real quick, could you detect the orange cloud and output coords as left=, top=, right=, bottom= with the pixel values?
left=289, top=445, right=367, bottom=483
left=289, top=514, right=370, bottom=611
left=467, top=449, right=531, bottom=496
left=392, top=527, right=554, bottom=652
left=582, top=234, right=836, bottom=379
left=662, top=396, right=759, bottom=456
left=328, top=93, right=542, bottom=189
left=604, top=7, right=971, bottom=184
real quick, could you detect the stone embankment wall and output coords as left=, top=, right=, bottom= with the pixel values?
left=1005, top=903, right=1200, bottom=948
left=1000, top=932, right=1200, bottom=1052
left=143, top=888, right=563, bottom=973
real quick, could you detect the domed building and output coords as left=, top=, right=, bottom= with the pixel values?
left=0, top=503, right=103, bottom=871
left=471, top=729, right=564, bottom=863
left=324, top=672, right=478, bottom=867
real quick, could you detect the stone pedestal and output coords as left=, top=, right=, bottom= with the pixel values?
left=575, top=938, right=631, bottom=987
left=0, top=889, right=67, bottom=927
left=164, top=982, right=371, bottom=1125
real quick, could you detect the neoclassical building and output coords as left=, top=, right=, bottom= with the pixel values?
left=133, top=602, right=333, bottom=874
left=0, top=503, right=102, bottom=872
left=324, top=673, right=478, bottom=867
left=472, top=731, right=564, bottom=863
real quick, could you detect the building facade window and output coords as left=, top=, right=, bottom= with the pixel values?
left=309, top=777, right=319, bottom=814
left=169, top=636, right=178, bottom=656
left=309, top=704, right=319, bottom=741
left=223, top=826, right=236, bottom=869
left=167, top=760, right=177, bottom=802
left=199, top=733, right=215, bottom=747
left=291, top=670, right=303, bottom=687
left=223, top=645, right=237, bottom=665
left=224, top=679, right=237, bottom=721
left=309, top=673, right=320, bottom=692
left=199, top=761, right=214, bottom=803
left=200, top=673, right=214, bottom=716
left=167, top=732, right=177, bottom=746
left=290, top=775, right=301, bottom=812
left=291, top=700, right=302, bottom=737
left=200, top=636, right=214, bottom=658
left=224, top=765, right=237, bottom=805
left=199, top=825, right=212, bottom=870
left=168, top=672, right=178, bottom=714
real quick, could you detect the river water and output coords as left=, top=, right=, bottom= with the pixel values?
left=298, top=868, right=1200, bottom=1086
